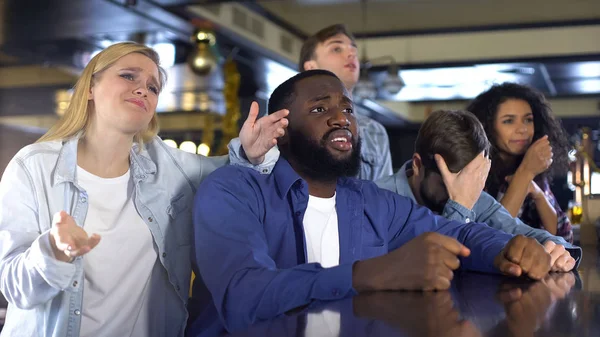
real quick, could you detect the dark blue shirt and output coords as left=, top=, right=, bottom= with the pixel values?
left=190, top=158, right=514, bottom=333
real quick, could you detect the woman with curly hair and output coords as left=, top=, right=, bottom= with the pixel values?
left=467, top=82, right=573, bottom=243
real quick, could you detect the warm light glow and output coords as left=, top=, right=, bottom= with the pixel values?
left=198, top=143, right=211, bottom=156
left=180, top=141, right=197, bottom=153
left=583, top=161, right=591, bottom=195
left=163, top=139, right=177, bottom=148
left=196, top=32, right=209, bottom=41
left=182, top=92, right=195, bottom=111
left=575, top=159, right=582, bottom=204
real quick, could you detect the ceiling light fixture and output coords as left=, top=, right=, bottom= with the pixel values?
left=188, top=20, right=218, bottom=76
left=353, top=0, right=404, bottom=100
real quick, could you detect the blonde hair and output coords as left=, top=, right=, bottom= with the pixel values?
left=38, top=42, right=167, bottom=146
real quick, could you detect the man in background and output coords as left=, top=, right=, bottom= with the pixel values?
left=299, top=24, right=392, bottom=180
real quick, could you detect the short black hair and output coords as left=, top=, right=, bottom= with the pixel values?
left=466, top=82, right=570, bottom=195
left=299, top=24, right=356, bottom=71
left=268, top=69, right=341, bottom=115
left=415, top=110, right=490, bottom=174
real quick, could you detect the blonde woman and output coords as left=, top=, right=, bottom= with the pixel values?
left=0, top=42, right=288, bottom=337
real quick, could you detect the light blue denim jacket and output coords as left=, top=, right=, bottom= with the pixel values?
left=355, top=114, right=393, bottom=181
left=0, top=135, right=276, bottom=337
left=375, top=161, right=582, bottom=267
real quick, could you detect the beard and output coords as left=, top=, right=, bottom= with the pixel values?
left=283, top=126, right=362, bottom=181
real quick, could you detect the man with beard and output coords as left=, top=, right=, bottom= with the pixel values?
left=188, top=70, right=553, bottom=334
left=375, top=110, right=580, bottom=272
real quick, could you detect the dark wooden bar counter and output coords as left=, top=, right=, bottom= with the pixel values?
left=213, top=245, right=600, bottom=337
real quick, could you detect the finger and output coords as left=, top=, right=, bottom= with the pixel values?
left=546, top=242, right=565, bottom=269
left=496, top=257, right=523, bottom=277
left=482, top=156, right=491, bottom=177
left=536, top=135, right=549, bottom=144
left=561, top=257, right=576, bottom=272
left=434, top=154, right=453, bottom=183
left=439, top=248, right=461, bottom=270
left=531, top=136, right=549, bottom=150
left=52, top=211, right=70, bottom=226
left=268, top=108, right=289, bottom=122
left=518, top=246, right=535, bottom=274
left=242, top=101, right=260, bottom=127
left=463, top=151, right=487, bottom=172
left=260, top=109, right=289, bottom=129
left=423, top=233, right=471, bottom=257
left=522, top=241, right=551, bottom=279
left=87, top=234, right=102, bottom=250
left=70, top=230, right=91, bottom=250
left=437, top=264, right=455, bottom=282
left=504, top=236, right=528, bottom=264
left=543, top=240, right=556, bottom=253
left=552, top=254, right=569, bottom=272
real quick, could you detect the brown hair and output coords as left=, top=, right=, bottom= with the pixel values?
left=415, top=110, right=490, bottom=174
left=299, top=24, right=356, bottom=71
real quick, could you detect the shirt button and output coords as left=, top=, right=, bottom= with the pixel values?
left=261, top=168, right=269, bottom=173
left=465, top=218, right=471, bottom=223
left=162, top=252, right=167, bottom=258
left=177, top=285, right=181, bottom=291
left=80, top=196, right=87, bottom=203
left=72, top=281, right=78, bottom=287
left=295, top=211, right=301, bottom=216
left=74, top=309, right=81, bottom=315
left=148, top=217, right=153, bottom=223
left=332, top=289, right=340, bottom=296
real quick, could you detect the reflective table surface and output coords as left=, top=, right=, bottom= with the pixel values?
left=220, top=245, right=600, bottom=337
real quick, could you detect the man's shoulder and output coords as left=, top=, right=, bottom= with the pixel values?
left=342, top=177, right=399, bottom=200
left=203, top=164, right=262, bottom=185
left=195, top=164, right=271, bottom=209
left=355, top=114, right=387, bottom=133
left=374, top=173, right=397, bottom=192
left=473, top=190, right=503, bottom=219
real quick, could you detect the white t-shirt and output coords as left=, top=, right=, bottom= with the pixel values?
left=303, top=194, right=340, bottom=268
left=303, top=194, right=341, bottom=337
left=76, top=166, right=157, bottom=337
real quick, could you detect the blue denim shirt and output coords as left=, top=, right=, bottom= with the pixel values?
left=0, top=136, right=276, bottom=337
left=189, top=158, right=514, bottom=333
left=355, top=114, right=393, bottom=181
left=375, top=160, right=582, bottom=267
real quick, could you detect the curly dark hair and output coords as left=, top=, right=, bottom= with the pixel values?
left=466, top=82, right=570, bottom=197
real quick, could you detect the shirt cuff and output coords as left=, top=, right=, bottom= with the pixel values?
left=443, top=199, right=477, bottom=223
left=227, top=139, right=278, bottom=175
left=315, top=263, right=356, bottom=300
left=30, top=230, right=78, bottom=291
